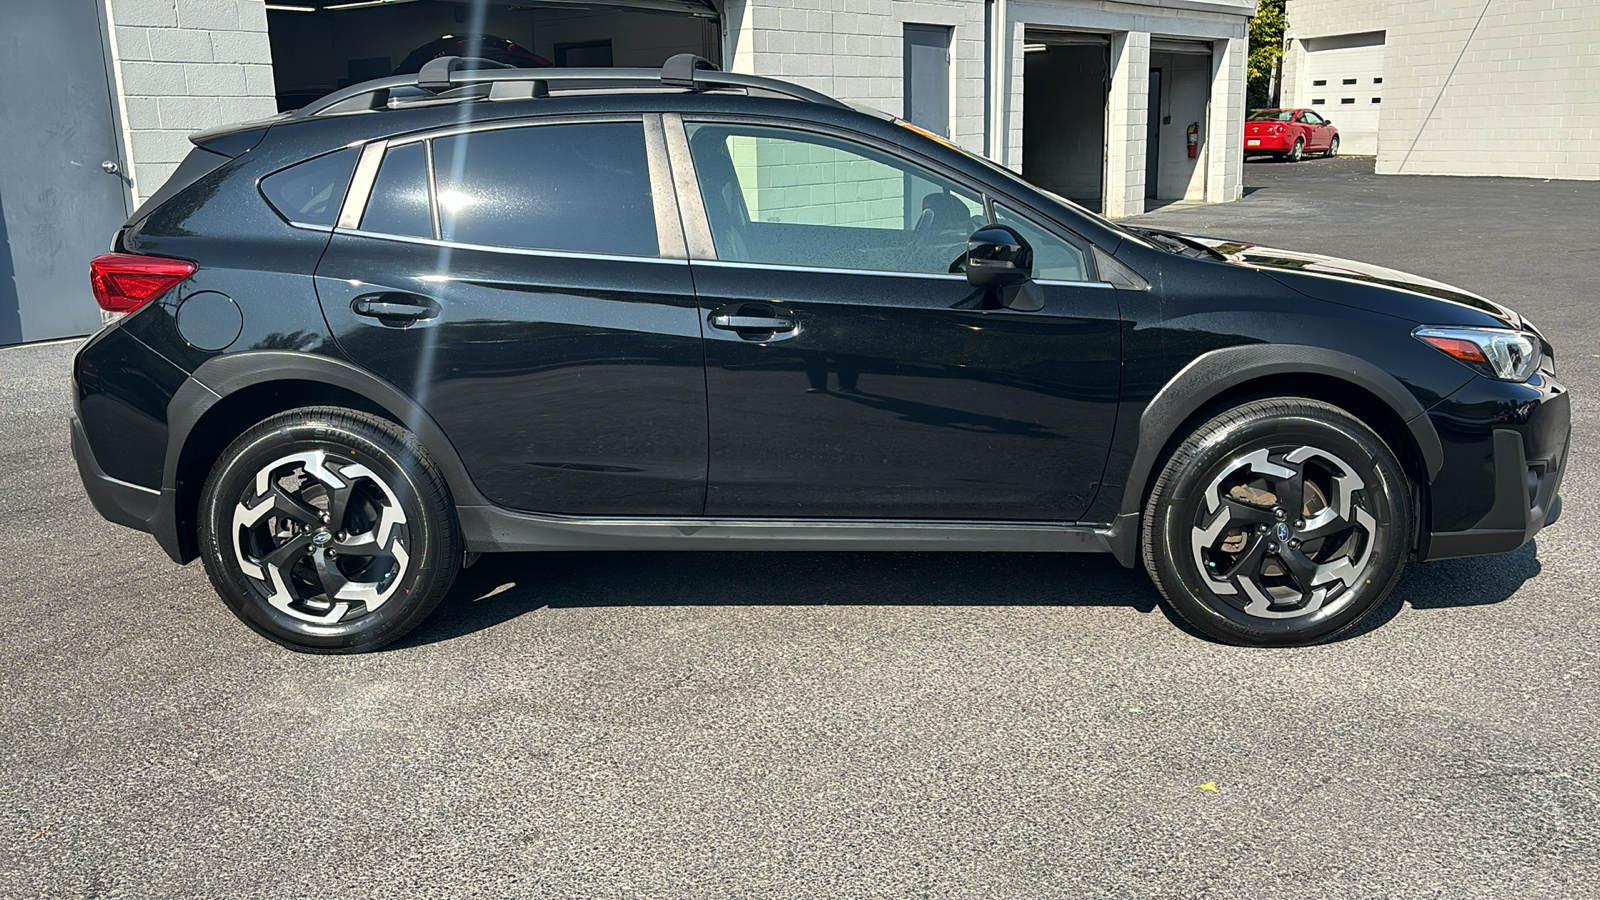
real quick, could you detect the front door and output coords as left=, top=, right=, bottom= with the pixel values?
left=678, top=121, right=1121, bottom=520
left=0, top=0, right=131, bottom=344
left=315, top=117, right=708, bottom=516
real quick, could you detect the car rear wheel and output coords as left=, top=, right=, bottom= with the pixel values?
left=198, top=407, right=461, bottom=653
left=1141, top=398, right=1413, bottom=646
left=1287, top=138, right=1304, bottom=162
left=1325, top=136, right=1340, bottom=158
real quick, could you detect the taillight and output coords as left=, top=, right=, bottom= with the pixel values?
left=1271, top=124, right=1285, bottom=134
left=89, top=253, right=196, bottom=314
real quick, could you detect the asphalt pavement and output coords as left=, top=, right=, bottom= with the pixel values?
left=2, top=156, right=1598, bottom=898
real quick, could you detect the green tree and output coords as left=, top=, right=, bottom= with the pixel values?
left=1247, top=0, right=1286, bottom=111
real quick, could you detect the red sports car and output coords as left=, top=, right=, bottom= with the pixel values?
left=1244, top=109, right=1340, bottom=162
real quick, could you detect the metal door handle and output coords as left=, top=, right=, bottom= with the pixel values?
left=100, top=160, right=120, bottom=174
left=711, top=315, right=795, bottom=331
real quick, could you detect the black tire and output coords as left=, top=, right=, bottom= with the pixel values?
left=1325, top=135, right=1340, bottom=158
left=198, top=407, right=461, bottom=653
left=1141, top=398, right=1413, bottom=646
left=1287, top=138, right=1304, bottom=162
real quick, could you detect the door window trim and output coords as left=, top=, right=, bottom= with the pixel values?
left=663, top=113, right=1113, bottom=288
left=330, top=113, right=687, bottom=261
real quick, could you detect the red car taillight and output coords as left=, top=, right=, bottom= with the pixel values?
left=1271, top=124, right=1286, bottom=134
left=89, top=253, right=196, bottom=313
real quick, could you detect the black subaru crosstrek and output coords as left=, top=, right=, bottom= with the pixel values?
left=72, top=55, right=1568, bottom=652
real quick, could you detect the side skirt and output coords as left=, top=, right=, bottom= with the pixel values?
left=459, top=506, right=1136, bottom=564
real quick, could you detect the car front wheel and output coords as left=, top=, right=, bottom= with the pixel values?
left=1326, top=135, right=1340, bottom=158
left=1141, top=398, right=1413, bottom=646
left=198, top=407, right=461, bottom=653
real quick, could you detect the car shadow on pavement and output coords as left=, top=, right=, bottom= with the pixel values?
left=1337, top=540, right=1543, bottom=641
left=392, top=550, right=1158, bottom=649
left=391, top=540, right=1543, bottom=650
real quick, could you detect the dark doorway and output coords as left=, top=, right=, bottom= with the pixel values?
left=1022, top=38, right=1109, bottom=211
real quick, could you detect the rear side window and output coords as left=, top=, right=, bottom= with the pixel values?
left=430, top=122, right=657, bottom=257
left=361, top=142, right=432, bottom=238
left=260, top=148, right=358, bottom=227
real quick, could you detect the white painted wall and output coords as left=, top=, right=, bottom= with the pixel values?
left=1152, top=51, right=1210, bottom=201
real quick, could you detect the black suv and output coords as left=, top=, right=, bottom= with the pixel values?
left=73, top=56, right=1569, bottom=652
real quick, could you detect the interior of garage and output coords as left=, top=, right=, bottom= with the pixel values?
left=1148, top=43, right=1212, bottom=203
left=266, top=0, right=720, bottom=112
left=1020, top=34, right=1108, bottom=210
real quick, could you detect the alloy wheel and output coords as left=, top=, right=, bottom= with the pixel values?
left=1188, top=445, right=1378, bottom=620
left=231, top=449, right=411, bottom=626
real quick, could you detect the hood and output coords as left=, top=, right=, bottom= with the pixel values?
left=1178, top=234, right=1524, bottom=329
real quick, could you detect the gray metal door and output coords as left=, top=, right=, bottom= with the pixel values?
left=903, top=24, right=951, bottom=138
left=0, top=0, right=130, bottom=345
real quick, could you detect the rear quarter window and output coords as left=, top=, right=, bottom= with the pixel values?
left=260, top=148, right=359, bottom=227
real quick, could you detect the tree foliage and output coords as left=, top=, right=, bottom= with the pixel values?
left=1247, top=0, right=1286, bottom=111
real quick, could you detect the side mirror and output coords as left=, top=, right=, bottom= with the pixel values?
left=966, top=225, right=1033, bottom=289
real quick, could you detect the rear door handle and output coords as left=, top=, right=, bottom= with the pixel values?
left=351, top=292, right=441, bottom=327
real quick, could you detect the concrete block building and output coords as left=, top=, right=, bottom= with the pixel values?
left=2, top=0, right=1255, bottom=346
left=1282, top=0, right=1600, bottom=179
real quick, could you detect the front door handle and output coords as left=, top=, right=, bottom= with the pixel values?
left=711, top=315, right=795, bottom=331
left=351, top=292, right=441, bottom=327
left=707, top=303, right=799, bottom=341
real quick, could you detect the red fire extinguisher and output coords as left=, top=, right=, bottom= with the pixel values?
left=1186, top=123, right=1200, bottom=159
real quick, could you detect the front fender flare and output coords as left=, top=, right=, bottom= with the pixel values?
left=1106, top=343, right=1447, bottom=562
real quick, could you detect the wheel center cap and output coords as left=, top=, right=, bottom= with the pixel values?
left=1274, top=522, right=1292, bottom=542
left=311, top=529, right=334, bottom=547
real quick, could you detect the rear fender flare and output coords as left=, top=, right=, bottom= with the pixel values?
left=166, top=351, right=487, bottom=506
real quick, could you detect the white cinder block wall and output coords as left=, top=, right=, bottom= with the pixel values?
left=105, top=0, right=277, bottom=204
left=724, top=0, right=988, bottom=157
left=1380, top=0, right=1600, bottom=179
left=1285, top=0, right=1600, bottom=180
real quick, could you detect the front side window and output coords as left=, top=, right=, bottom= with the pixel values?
left=685, top=123, right=984, bottom=276
left=428, top=121, right=658, bottom=257
left=992, top=203, right=1089, bottom=282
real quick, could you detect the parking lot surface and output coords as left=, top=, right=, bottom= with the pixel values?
left=3, top=157, right=1598, bottom=898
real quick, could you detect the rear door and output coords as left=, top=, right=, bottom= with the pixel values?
left=671, top=117, right=1121, bottom=520
left=313, top=115, right=708, bottom=515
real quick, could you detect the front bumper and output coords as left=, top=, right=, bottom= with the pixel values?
left=1419, top=369, right=1570, bottom=561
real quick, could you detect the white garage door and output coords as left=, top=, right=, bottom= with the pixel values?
left=1303, top=33, right=1385, bottom=156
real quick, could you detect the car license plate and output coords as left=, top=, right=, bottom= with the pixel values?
left=1247, top=139, right=1260, bottom=146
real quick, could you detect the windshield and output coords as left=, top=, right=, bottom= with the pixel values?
left=1248, top=110, right=1297, bottom=121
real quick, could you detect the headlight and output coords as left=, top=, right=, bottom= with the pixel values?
left=1414, top=325, right=1540, bottom=382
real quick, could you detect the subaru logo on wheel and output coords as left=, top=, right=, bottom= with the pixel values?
left=312, top=530, right=333, bottom=546
left=1275, top=522, right=1291, bottom=542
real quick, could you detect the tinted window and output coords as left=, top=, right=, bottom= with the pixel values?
left=260, top=148, right=358, bottom=226
left=431, top=122, right=657, bottom=257
left=686, top=123, right=984, bottom=276
left=992, top=203, right=1089, bottom=282
left=361, top=142, right=432, bottom=238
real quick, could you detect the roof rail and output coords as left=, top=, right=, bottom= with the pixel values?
left=294, top=53, right=846, bottom=118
